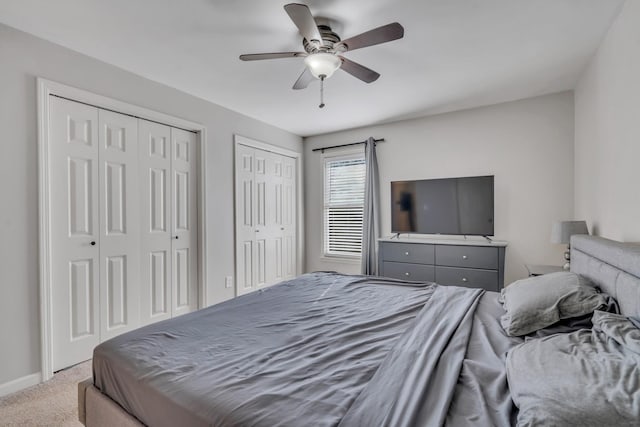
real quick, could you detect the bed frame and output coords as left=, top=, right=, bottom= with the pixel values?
left=78, top=235, right=640, bottom=426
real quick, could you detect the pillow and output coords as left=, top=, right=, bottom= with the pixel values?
left=506, top=312, right=640, bottom=426
left=499, top=271, right=607, bottom=336
left=527, top=293, right=619, bottom=338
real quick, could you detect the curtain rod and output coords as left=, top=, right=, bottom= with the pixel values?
left=312, top=138, right=385, bottom=153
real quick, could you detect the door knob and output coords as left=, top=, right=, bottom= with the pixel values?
left=175, top=236, right=179, bottom=239
left=405, top=251, right=409, bottom=256
left=405, top=272, right=410, bottom=276
left=462, top=255, right=468, bottom=260
left=90, top=241, right=96, bottom=246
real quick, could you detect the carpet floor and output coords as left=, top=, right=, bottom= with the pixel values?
left=0, top=360, right=92, bottom=426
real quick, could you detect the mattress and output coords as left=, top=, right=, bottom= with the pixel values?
left=93, top=272, right=522, bottom=426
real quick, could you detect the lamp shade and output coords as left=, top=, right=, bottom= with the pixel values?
left=551, top=220, right=589, bottom=244
left=304, top=53, right=342, bottom=79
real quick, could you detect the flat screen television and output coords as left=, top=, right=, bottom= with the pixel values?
left=391, top=175, right=494, bottom=236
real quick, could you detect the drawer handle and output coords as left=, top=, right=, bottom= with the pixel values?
left=462, top=255, right=468, bottom=260
left=405, top=272, right=410, bottom=276
left=405, top=251, right=410, bottom=256
left=462, top=277, right=468, bottom=282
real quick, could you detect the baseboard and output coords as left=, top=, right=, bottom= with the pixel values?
left=0, top=372, right=42, bottom=397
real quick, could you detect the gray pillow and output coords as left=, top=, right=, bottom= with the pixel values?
left=499, top=271, right=607, bottom=336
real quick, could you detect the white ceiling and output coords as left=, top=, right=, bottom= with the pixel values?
left=0, top=0, right=624, bottom=136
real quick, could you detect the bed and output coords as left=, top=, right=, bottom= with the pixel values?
left=78, top=235, right=640, bottom=426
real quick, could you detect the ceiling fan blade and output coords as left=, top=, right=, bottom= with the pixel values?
left=336, top=22, right=404, bottom=52
left=292, top=68, right=315, bottom=90
left=239, top=52, right=306, bottom=61
left=284, top=3, right=323, bottom=46
left=339, top=57, right=380, bottom=83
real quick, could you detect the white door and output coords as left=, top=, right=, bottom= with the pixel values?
left=48, top=96, right=200, bottom=371
left=281, top=155, right=297, bottom=280
left=170, top=128, right=198, bottom=316
left=50, top=97, right=101, bottom=370
left=139, top=120, right=173, bottom=324
left=255, top=150, right=283, bottom=288
left=235, top=144, right=256, bottom=295
left=98, top=109, right=140, bottom=341
left=235, top=143, right=298, bottom=296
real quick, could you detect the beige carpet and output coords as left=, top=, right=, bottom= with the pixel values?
left=0, top=360, right=92, bottom=426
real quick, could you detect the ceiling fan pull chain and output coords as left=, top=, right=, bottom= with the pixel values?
left=319, top=75, right=325, bottom=108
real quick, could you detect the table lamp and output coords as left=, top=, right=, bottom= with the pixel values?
left=551, top=220, right=589, bottom=270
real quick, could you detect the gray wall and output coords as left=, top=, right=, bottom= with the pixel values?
left=304, top=92, right=575, bottom=285
left=0, top=24, right=302, bottom=386
left=575, top=0, right=640, bottom=241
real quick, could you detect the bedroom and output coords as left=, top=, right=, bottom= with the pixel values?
left=1, top=0, right=639, bottom=425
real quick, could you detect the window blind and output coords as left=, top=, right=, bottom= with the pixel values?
left=324, top=157, right=366, bottom=256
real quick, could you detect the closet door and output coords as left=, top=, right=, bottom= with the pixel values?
left=281, top=156, right=297, bottom=280
left=139, top=120, right=172, bottom=324
left=235, top=144, right=256, bottom=295
left=171, top=128, right=198, bottom=316
left=255, top=150, right=284, bottom=288
left=50, top=97, right=100, bottom=371
left=235, top=143, right=298, bottom=296
left=98, top=110, right=140, bottom=340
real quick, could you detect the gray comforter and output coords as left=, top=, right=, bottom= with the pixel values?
left=93, top=272, right=517, bottom=426
left=507, top=310, right=640, bottom=426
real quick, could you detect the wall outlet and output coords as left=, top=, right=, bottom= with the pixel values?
left=224, top=276, right=233, bottom=289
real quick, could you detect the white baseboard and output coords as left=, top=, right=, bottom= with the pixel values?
left=0, top=372, right=42, bottom=397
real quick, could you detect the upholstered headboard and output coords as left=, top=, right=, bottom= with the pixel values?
left=571, top=235, right=640, bottom=318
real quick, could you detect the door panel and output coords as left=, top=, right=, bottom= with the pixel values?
left=171, top=128, right=198, bottom=316
left=235, top=144, right=256, bottom=295
left=69, top=259, right=95, bottom=339
left=281, top=155, right=297, bottom=279
left=139, top=120, right=172, bottom=324
left=150, top=250, right=169, bottom=315
left=105, top=255, right=127, bottom=328
left=255, top=151, right=281, bottom=288
left=98, top=109, right=140, bottom=340
left=67, top=157, right=94, bottom=236
left=50, top=97, right=100, bottom=371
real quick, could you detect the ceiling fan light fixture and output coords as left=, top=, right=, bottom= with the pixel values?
left=304, top=53, right=342, bottom=79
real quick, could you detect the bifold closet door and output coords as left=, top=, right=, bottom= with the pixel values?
left=281, top=155, right=297, bottom=280
left=50, top=98, right=140, bottom=370
left=255, top=150, right=284, bottom=289
left=97, top=109, right=140, bottom=341
left=139, top=120, right=198, bottom=323
left=235, top=144, right=297, bottom=296
left=50, top=97, right=100, bottom=371
left=170, top=128, right=198, bottom=317
left=235, top=144, right=257, bottom=295
left=139, top=120, right=173, bottom=324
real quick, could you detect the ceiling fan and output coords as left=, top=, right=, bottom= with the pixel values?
left=239, top=3, right=404, bottom=108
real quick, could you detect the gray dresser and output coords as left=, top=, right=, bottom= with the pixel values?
left=378, top=238, right=507, bottom=291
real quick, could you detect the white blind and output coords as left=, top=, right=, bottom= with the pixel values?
left=324, top=156, right=366, bottom=256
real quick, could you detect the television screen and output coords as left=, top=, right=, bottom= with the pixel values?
left=391, top=175, right=494, bottom=236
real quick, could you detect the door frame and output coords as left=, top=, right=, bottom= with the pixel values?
left=37, top=78, right=209, bottom=381
left=233, top=135, right=304, bottom=296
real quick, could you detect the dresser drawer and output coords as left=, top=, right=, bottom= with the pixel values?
left=435, top=266, right=499, bottom=292
left=435, top=245, right=498, bottom=269
left=380, top=242, right=435, bottom=264
left=382, top=261, right=435, bottom=282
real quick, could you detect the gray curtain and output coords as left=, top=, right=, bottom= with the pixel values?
left=361, top=137, right=380, bottom=275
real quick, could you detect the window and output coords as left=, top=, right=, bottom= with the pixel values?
left=323, top=153, right=366, bottom=257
